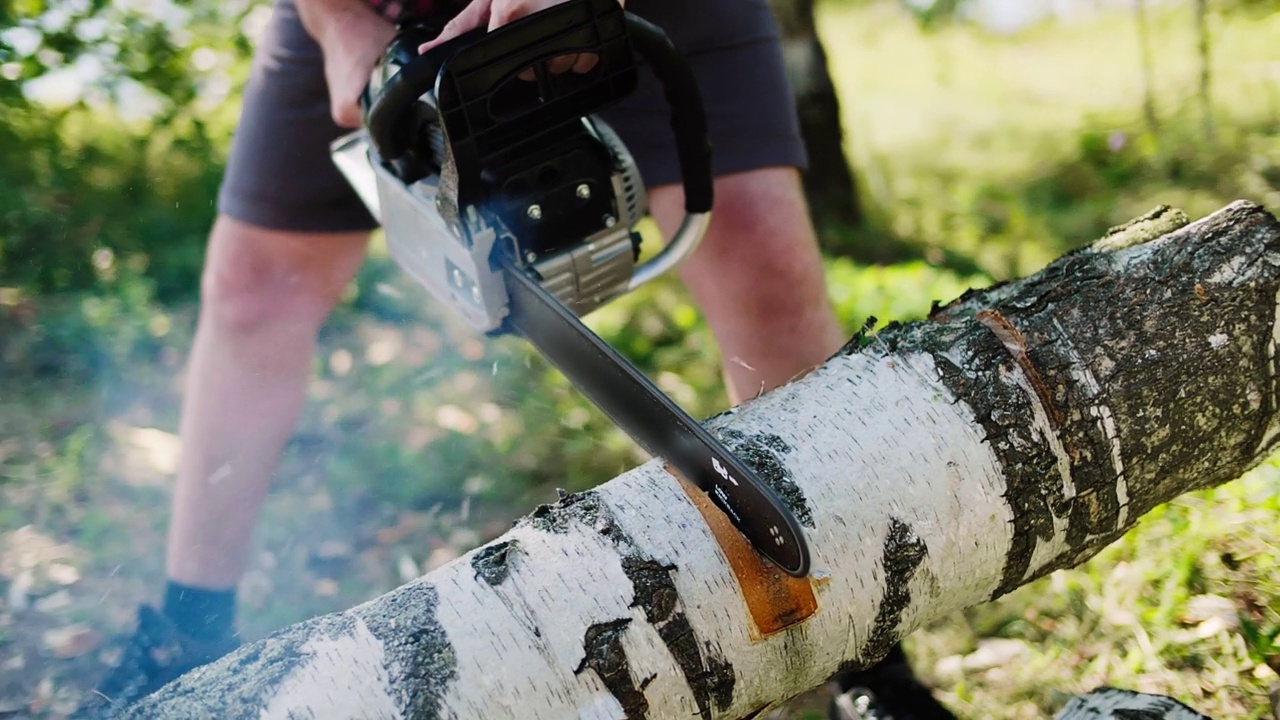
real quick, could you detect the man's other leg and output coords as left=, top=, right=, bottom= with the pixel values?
left=648, top=167, right=845, bottom=402
left=166, top=217, right=369, bottom=590
left=85, top=1, right=380, bottom=705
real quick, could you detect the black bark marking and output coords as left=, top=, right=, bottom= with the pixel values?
left=838, top=315, right=880, bottom=353
left=358, top=582, right=458, bottom=717
left=880, top=204, right=1280, bottom=600
left=519, top=490, right=622, bottom=542
left=1058, top=687, right=1212, bottom=719
left=656, top=619, right=735, bottom=720
left=471, top=539, right=519, bottom=586
left=857, top=518, right=928, bottom=667
left=941, top=309, right=1125, bottom=588
left=535, top=498, right=736, bottom=720
left=575, top=619, right=648, bottom=720
left=1114, top=707, right=1183, bottom=720
left=121, top=584, right=458, bottom=719
left=622, top=556, right=679, bottom=623
left=923, top=303, right=1122, bottom=584
left=622, top=556, right=736, bottom=720
left=930, top=345, right=1059, bottom=598
left=218, top=614, right=357, bottom=710
left=715, top=428, right=815, bottom=528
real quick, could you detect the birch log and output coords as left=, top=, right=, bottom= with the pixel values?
left=124, top=201, right=1280, bottom=719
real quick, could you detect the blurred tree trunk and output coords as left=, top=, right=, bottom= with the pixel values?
left=1134, top=0, right=1160, bottom=132
left=1194, top=0, right=1214, bottom=141
left=768, top=0, right=866, bottom=256
left=124, top=201, right=1278, bottom=720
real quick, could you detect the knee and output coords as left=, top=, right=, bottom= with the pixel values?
left=689, top=168, right=815, bottom=264
left=199, top=216, right=368, bottom=334
left=705, top=170, right=823, bottom=276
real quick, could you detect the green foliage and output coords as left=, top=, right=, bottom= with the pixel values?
left=1, top=241, right=183, bottom=383
left=831, top=0, right=1280, bottom=282
left=826, top=258, right=989, bottom=329
left=0, top=0, right=259, bottom=299
left=1220, top=0, right=1280, bottom=14
left=0, top=105, right=227, bottom=300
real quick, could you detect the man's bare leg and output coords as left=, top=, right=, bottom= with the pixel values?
left=649, top=166, right=846, bottom=402
left=166, top=216, right=369, bottom=590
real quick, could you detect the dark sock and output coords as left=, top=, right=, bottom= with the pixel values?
left=162, top=581, right=237, bottom=642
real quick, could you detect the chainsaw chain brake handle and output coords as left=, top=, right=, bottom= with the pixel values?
left=364, top=0, right=713, bottom=220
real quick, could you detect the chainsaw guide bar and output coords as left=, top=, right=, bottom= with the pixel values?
left=502, top=257, right=811, bottom=577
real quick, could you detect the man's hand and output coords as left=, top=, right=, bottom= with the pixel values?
left=296, top=0, right=397, bottom=128
left=420, top=0, right=623, bottom=75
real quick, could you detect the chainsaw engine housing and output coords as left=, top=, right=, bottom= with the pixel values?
left=335, top=114, right=648, bottom=334
left=336, top=4, right=652, bottom=334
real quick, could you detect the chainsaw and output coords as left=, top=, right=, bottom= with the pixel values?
left=329, top=0, right=810, bottom=577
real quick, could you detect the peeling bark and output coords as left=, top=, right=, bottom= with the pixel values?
left=124, top=202, right=1280, bottom=719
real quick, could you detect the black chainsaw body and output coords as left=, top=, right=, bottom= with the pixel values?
left=367, top=0, right=641, bottom=259
left=337, top=0, right=812, bottom=578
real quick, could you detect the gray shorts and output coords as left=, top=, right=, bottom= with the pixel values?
left=217, top=0, right=808, bottom=233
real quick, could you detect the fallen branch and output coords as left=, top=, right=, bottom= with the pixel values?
left=125, top=202, right=1280, bottom=719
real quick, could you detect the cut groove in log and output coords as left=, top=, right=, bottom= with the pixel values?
left=121, top=201, right=1280, bottom=719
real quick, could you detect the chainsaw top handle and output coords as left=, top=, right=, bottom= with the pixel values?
left=364, top=0, right=713, bottom=216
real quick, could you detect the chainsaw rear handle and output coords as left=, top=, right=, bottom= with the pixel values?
left=364, top=0, right=714, bottom=216
left=363, top=25, right=484, bottom=164
left=620, top=13, right=712, bottom=215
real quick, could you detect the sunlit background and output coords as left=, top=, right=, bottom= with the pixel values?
left=1, top=0, right=1278, bottom=717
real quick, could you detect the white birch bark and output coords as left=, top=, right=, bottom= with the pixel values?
left=124, top=201, right=1280, bottom=719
